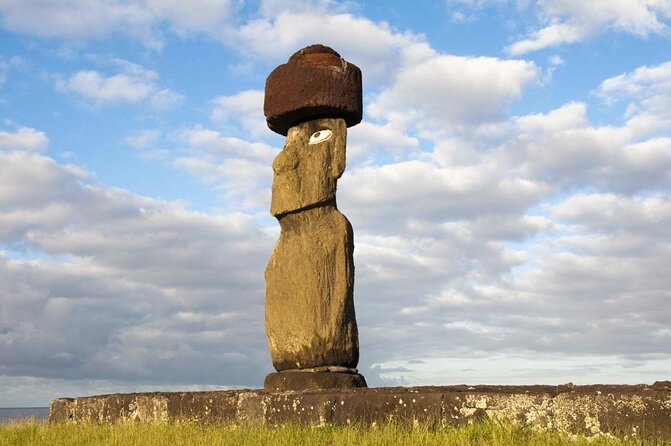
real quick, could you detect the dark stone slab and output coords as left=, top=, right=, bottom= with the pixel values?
left=165, top=391, right=238, bottom=423
left=264, top=44, right=362, bottom=135
left=49, top=398, right=73, bottom=422
left=50, top=383, right=671, bottom=440
left=265, top=391, right=333, bottom=426
left=264, top=371, right=367, bottom=392
left=331, top=387, right=444, bottom=427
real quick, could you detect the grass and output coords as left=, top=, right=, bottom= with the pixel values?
left=0, top=417, right=664, bottom=446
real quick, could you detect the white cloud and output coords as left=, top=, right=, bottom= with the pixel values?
left=334, top=58, right=671, bottom=384
left=507, top=21, right=587, bottom=55
left=376, top=355, right=671, bottom=386
left=3, top=54, right=671, bottom=398
left=552, top=193, right=671, bottom=236
left=502, top=108, right=671, bottom=193
left=173, top=127, right=277, bottom=209
left=597, top=61, right=671, bottom=100
left=0, top=145, right=273, bottom=389
left=56, top=61, right=183, bottom=110
left=0, top=0, right=235, bottom=47
left=3, top=0, right=663, bottom=63
left=548, top=54, right=565, bottom=66
left=346, top=121, right=420, bottom=161
left=60, top=70, right=155, bottom=103
left=340, top=160, right=547, bottom=231
left=149, top=88, right=184, bottom=111
left=2, top=3, right=671, bottom=400
left=235, top=12, right=431, bottom=83
left=125, top=129, right=161, bottom=149
left=0, top=0, right=420, bottom=71
left=257, top=0, right=344, bottom=17
left=595, top=61, right=671, bottom=138
left=144, top=0, right=234, bottom=37
left=516, top=101, right=588, bottom=133
left=507, top=0, right=671, bottom=54
left=0, top=126, right=49, bottom=152
left=368, top=54, right=538, bottom=136
left=210, top=90, right=267, bottom=137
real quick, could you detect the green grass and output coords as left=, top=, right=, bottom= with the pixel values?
left=0, top=418, right=663, bottom=446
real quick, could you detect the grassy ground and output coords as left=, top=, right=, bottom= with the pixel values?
left=0, top=418, right=664, bottom=446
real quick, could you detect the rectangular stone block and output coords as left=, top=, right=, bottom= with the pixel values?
left=48, top=384, right=671, bottom=441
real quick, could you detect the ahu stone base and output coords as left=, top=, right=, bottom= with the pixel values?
left=50, top=382, right=671, bottom=440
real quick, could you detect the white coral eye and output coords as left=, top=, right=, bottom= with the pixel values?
left=309, top=129, right=332, bottom=145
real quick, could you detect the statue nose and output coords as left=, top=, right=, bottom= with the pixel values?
left=273, top=150, right=299, bottom=173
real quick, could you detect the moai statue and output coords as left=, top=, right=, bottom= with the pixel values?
left=263, top=44, right=366, bottom=391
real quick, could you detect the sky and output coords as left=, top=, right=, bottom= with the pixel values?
left=0, top=0, right=670, bottom=407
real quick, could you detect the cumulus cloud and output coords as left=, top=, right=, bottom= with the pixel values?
left=0, top=0, right=423, bottom=74
left=0, top=1, right=432, bottom=94
left=337, top=57, right=671, bottom=385
left=173, top=126, right=277, bottom=209
left=235, top=11, right=432, bottom=83
left=148, top=37, right=669, bottom=388
left=0, top=126, right=49, bottom=152
left=0, top=141, right=274, bottom=391
left=210, top=90, right=267, bottom=138
left=2, top=2, right=671, bottom=402
left=55, top=60, right=183, bottom=110
left=552, top=193, right=671, bottom=236
left=256, top=0, right=345, bottom=18
left=368, top=54, right=538, bottom=137
left=595, top=61, right=671, bottom=138
left=510, top=62, right=671, bottom=193
left=346, top=121, right=419, bottom=162
left=0, top=0, right=235, bottom=47
left=3, top=0, right=665, bottom=63
left=340, top=160, right=547, bottom=232
left=505, top=121, right=669, bottom=194
left=507, top=0, right=671, bottom=54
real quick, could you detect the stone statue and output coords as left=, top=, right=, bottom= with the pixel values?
left=263, top=44, right=366, bottom=391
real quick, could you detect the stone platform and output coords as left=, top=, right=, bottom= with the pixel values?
left=50, top=382, right=671, bottom=440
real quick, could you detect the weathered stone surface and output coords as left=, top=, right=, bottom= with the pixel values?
left=264, top=44, right=363, bottom=390
left=331, top=388, right=444, bottom=427
left=264, top=44, right=362, bottom=135
left=269, top=118, right=346, bottom=217
left=165, top=391, right=238, bottom=423
left=264, top=371, right=367, bottom=392
left=50, top=384, right=671, bottom=440
left=265, top=117, right=359, bottom=373
left=48, top=398, right=74, bottom=422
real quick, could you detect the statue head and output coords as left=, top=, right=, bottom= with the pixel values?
left=264, top=44, right=362, bottom=217
left=270, top=117, right=346, bottom=217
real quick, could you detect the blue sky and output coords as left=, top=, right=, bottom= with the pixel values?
left=1, top=0, right=670, bottom=407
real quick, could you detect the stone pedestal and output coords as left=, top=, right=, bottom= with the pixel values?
left=264, top=371, right=367, bottom=392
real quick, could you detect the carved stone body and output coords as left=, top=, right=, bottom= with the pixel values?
left=265, top=118, right=359, bottom=371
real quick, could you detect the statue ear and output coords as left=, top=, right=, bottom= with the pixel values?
left=331, top=119, right=346, bottom=179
